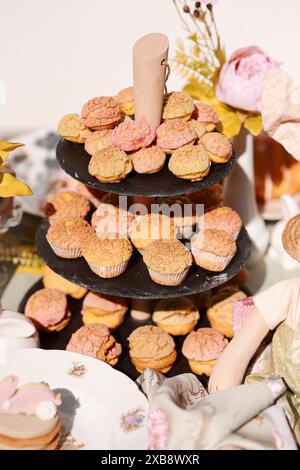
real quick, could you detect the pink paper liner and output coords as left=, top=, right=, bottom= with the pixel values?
left=87, top=260, right=129, bottom=278
left=147, top=267, right=189, bottom=286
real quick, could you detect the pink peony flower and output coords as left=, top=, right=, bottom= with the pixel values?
left=216, top=46, right=277, bottom=112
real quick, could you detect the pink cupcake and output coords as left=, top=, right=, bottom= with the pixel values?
left=66, top=323, right=122, bottom=366
left=111, top=118, right=155, bottom=152
left=25, top=288, right=71, bottom=332
left=81, top=96, right=122, bottom=130
left=191, top=229, right=237, bottom=272
left=192, top=102, right=220, bottom=132
left=201, top=206, right=242, bottom=240
left=156, top=119, right=197, bottom=154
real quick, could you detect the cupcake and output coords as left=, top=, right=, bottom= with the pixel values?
left=207, top=289, right=246, bottom=338
left=88, top=146, right=133, bottom=183
left=82, top=233, right=132, bottom=278
left=58, top=113, right=92, bottom=143
left=191, top=229, right=237, bottom=272
left=199, top=132, right=233, bottom=164
left=84, top=129, right=113, bottom=155
left=156, top=119, right=196, bottom=154
left=46, top=218, right=94, bottom=259
left=91, top=202, right=135, bottom=239
left=200, top=206, right=242, bottom=240
left=162, top=91, right=195, bottom=121
left=114, top=86, right=135, bottom=116
left=66, top=323, right=122, bottom=366
left=81, top=292, right=128, bottom=330
left=128, top=325, right=177, bottom=373
left=25, top=288, right=71, bottom=332
left=192, top=102, right=220, bottom=132
left=182, top=327, right=228, bottom=376
left=157, top=195, right=197, bottom=239
left=168, top=144, right=211, bottom=181
left=130, top=146, right=166, bottom=174
left=129, top=213, right=176, bottom=253
left=81, top=96, right=122, bottom=130
left=153, top=297, right=200, bottom=336
left=43, top=265, right=87, bottom=299
left=143, top=239, right=192, bottom=286
left=44, top=191, right=90, bottom=225
left=111, top=118, right=155, bottom=152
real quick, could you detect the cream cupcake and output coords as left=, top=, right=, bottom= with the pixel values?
left=191, top=229, right=237, bottom=272
left=129, top=214, right=176, bottom=253
left=143, top=239, right=192, bottom=286
left=46, top=218, right=94, bottom=259
left=153, top=297, right=199, bottom=336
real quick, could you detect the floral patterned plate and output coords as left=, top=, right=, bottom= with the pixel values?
left=0, top=348, right=148, bottom=450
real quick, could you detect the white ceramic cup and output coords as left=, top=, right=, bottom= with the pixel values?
left=0, top=310, right=40, bottom=352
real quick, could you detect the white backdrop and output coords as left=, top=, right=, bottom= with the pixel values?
left=0, top=0, right=299, bottom=135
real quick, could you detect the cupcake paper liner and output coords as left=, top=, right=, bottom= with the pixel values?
left=192, top=249, right=234, bottom=272
left=148, top=267, right=190, bottom=286
left=48, top=241, right=82, bottom=259
left=88, top=260, right=129, bottom=278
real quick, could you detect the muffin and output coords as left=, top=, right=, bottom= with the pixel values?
left=91, top=202, right=135, bottom=239
left=156, top=119, right=197, bottom=154
left=88, top=146, right=133, bottom=183
left=43, top=266, right=87, bottom=299
left=182, top=327, right=228, bottom=376
left=44, top=191, right=90, bottom=225
left=81, top=292, right=127, bottom=329
left=82, top=233, right=132, bottom=278
left=25, top=288, right=71, bottom=332
left=84, top=129, right=113, bottom=155
left=191, top=229, right=237, bottom=272
left=153, top=297, right=200, bottom=336
left=128, top=325, right=177, bottom=373
left=207, top=289, right=247, bottom=338
left=58, top=113, right=92, bottom=143
left=192, top=102, right=220, bottom=132
left=111, top=118, right=155, bottom=152
left=130, top=146, right=166, bottom=174
left=129, top=214, right=176, bottom=253
left=200, top=206, right=242, bottom=240
left=66, top=323, right=121, bottom=366
left=143, top=239, right=192, bottom=286
left=81, top=96, right=122, bottom=130
left=158, top=195, right=198, bottom=239
left=168, top=144, right=211, bottom=181
left=114, top=86, right=135, bottom=116
left=162, top=91, right=195, bottom=121
left=46, top=218, right=94, bottom=259
left=200, top=132, right=233, bottom=164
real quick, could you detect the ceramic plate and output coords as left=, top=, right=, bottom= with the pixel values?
left=0, top=348, right=148, bottom=450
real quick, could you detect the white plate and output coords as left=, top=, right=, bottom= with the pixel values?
left=0, top=349, right=148, bottom=450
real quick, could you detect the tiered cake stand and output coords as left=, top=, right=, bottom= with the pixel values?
left=21, top=33, right=252, bottom=382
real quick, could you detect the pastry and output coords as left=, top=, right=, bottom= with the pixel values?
left=24, top=288, right=71, bottom=332
left=143, top=239, right=192, bottom=286
left=200, top=206, right=242, bottom=240
left=46, top=218, right=94, bottom=259
left=192, top=102, right=220, bottom=132
left=58, top=113, right=92, bottom=143
left=88, top=146, right=133, bottom=183
left=168, top=144, right=211, bottom=181
left=44, top=191, right=90, bottom=225
left=190, top=183, right=224, bottom=211
left=207, top=289, right=246, bottom=338
left=182, top=327, right=228, bottom=376
left=162, top=91, right=195, bottom=121
left=81, top=292, right=128, bottom=330
left=111, top=118, right=155, bottom=152
left=128, top=325, right=177, bottom=373
left=81, top=96, right=122, bottom=130
left=43, top=266, right=87, bottom=299
left=91, top=202, right=135, bottom=239
left=129, top=213, right=176, bottom=253
left=189, top=119, right=207, bottom=139
left=156, top=119, right=196, bottom=154
left=158, top=195, right=197, bottom=239
left=282, top=214, right=300, bottom=262
left=191, top=229, right=237, bottom=272
left=0, top=376, right=61, bottom=450
left=130, top=146, right=166, bottom=174
left=153, top=297, right=199, bottom=336
left=82, top=233, right=132, bottom=278
left=66, top=323, right=121, bottom=366
left=84, top=129, right=113, bottom=155
left=115, top=86, right=135, bottom=116
left=200, top=132, right=233, bottom=164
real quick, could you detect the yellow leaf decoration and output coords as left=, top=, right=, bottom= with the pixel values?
left=244, top=114, right=263, bottom=136
left=0, top=141, right=24, bottom=163
left=0, top=172, right=32, bottom=197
